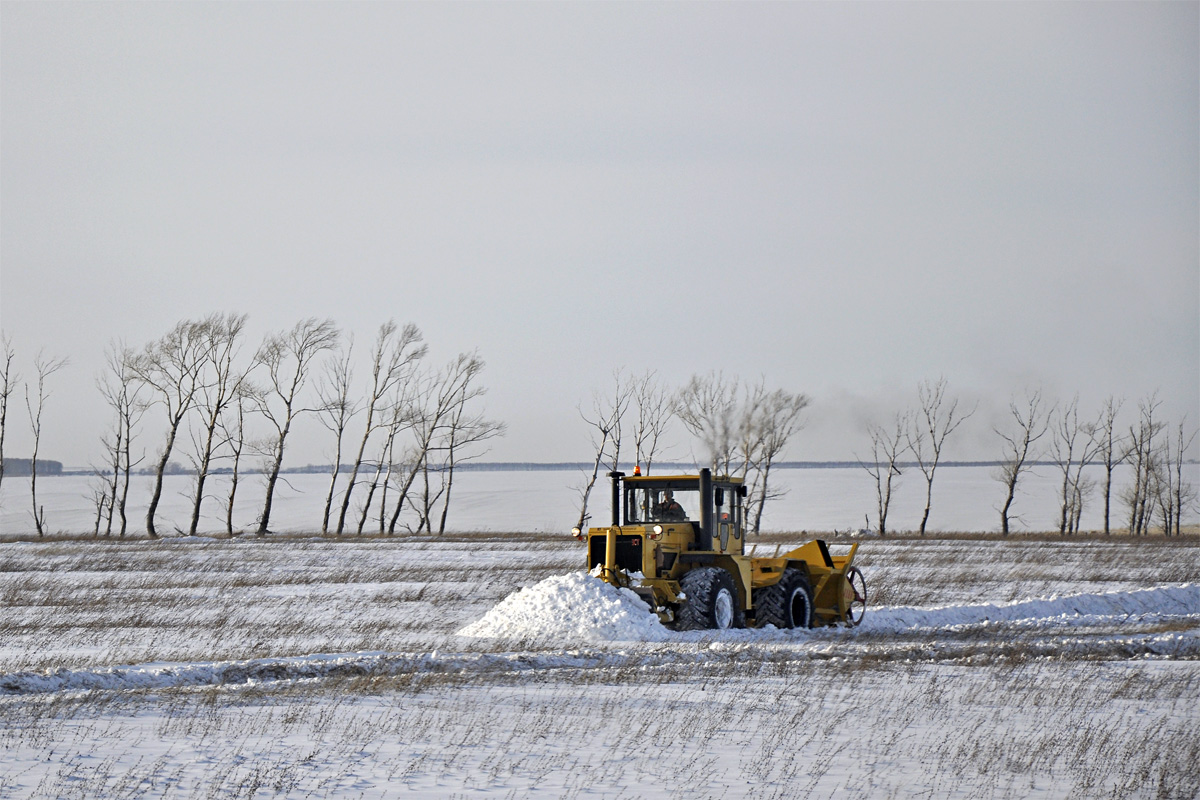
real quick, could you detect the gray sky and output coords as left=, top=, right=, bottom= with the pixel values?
left=2, top=2, right=1197, bottom=468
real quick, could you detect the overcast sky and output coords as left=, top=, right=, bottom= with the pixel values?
left=2, top=2, right=1197, bottom=469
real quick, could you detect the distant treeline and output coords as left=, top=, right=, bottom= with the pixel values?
left=39, top=459, right=1194, bottom=479
left=1, top=459, right=63, bottom=477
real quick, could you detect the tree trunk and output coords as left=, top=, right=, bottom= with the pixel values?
left=1102, top=466, right=1113, bottom=535
left=29, top=432, right=43, bottom=536
left=188, top=439, right=215, bottom=536
left=752, top=461, right=772, bottom=535
left=105, top=426, right=121, bottom=537
left=1000, top=484, right=1015, bottom=536
left=118, top=416, right=133, bottom=537
left=322, top=463, right=340, bottom=534
left=438, top=462, right=455, bottom=534
left=1058, top=470, right=1071, bottom=535
left=146, top=450, right=170, bottom=539
left=226, top=463, right=240, bottom=536
left=387, top=461, right=421, bottom=534
left=918, top=483, right=932, bottom=537
left=336, top=433, right=371, bottom=534
left=257, top=435, right=287, bottom=536
left=357, top=458, right=386, bottom=534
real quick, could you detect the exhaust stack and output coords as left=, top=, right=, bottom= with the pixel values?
left=699, top=468, right=713, bottom=549
left=608, top=471, right=624, bottom=526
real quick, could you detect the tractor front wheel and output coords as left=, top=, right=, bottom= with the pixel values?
left=754, top=568, right=814, bottom=629
left=677, top=567, right=744, bottom=631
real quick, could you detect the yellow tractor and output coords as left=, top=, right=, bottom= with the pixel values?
left=575, top=469, right=866, bottom=630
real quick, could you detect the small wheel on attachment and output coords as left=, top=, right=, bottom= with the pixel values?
left=844, top=566, right=867, bottom=626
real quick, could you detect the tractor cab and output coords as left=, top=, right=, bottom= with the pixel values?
left=622, top=473, right=746, bottom=555
left=582, top=469, right=751, bottom=617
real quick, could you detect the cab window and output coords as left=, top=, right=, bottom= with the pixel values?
left=625, top=486, right=699, bottom=524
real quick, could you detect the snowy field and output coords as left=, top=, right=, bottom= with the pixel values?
left=1, top=533, right=1198, bottom=799
left=2, top=463, right=1195, bottom=536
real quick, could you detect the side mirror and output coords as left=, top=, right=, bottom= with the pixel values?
left=739, top=485, right=748, bottom=498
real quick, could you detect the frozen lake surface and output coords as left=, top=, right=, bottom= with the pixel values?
left=1, top=463, right=1194, bottom=536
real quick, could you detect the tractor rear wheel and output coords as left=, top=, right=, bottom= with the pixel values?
left=677, top=567, right=744, bottom=631
left=754, top=568, right=814, bottom=629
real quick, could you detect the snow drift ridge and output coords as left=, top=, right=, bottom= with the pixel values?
left=2, top=581, right=1194, bottom=697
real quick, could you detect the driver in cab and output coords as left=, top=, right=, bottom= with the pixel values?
left=655, top=490, right=686, bottom=521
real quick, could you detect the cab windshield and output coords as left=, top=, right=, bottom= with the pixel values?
left=625, top=485, right=700, bottom=524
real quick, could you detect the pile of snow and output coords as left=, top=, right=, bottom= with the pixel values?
left=456, top=572, right=672, bottom=643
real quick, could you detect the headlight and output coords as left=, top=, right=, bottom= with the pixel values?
left=648, top=524, right=664, bottom=541
left=571, top=527, right=582, bottom=540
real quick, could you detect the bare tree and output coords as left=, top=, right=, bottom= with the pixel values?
left=1122, top=394, right=1165, bottom=537
left=25, top=351, right=69, bottom=536
left=92, top=420, right=121, bottom=537
left=1123, top=404, right=1195, bottom=539
left=741, top=384, right=810, bottom=534
left=116, top=361, right=147, bottom=537
left=1050, top=396, right=1099, bottom=536
left=375, top=400, right=411, bottom=533
left=630, top=370, right=674, bottom=474
left=184, top=313, right=250, bottom=536
left=1086, top=396, right=1126, bottom=535
left=96, top=343, right=146, bottom=537
left=860, top=412, right=910, bottom=537
left=358, top=396, right=414, bottom=534
left=379, top=357, right=501, bottom=537
left=385, top=358, right=456, bottom=533
left=1142, top=419, right=1190, bottom=537
left=359, top=354, right=495, bottom=536
left=675, top=371, right=741, bottom=475
left=0, top=333, right=18, bottom=496
left=88, top=480, right=110, bottom=537
left=907, top=378, right=975, bottom=536
left=335, top=322, right=426, bottom=534
left=677, top=372, right=809, bottom=532
left=574, top=371, right=630, bottom=532
left=253, top=318, right=339, bottom=536
left=218, top=387, right=250, bottom=535
left=131, top=317, right=219, bottom=538
left=316, top=337, right=357, bottom=533
left=430, top=354, right=504, bottom=534
left=382, top=414, right=428, bottom=533
left=994, top=390, right=1051, bottom=536
left=1156, top=421, right=1197, bottom=537
left=385, top=355, right=490, bottom=534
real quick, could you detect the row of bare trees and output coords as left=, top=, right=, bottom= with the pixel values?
left=992, top=391, right=1194, bottom=536
left=315, top=323, right=503, bottom=537
left=862, top=381, right=1197, bottom=536
left=575, top=370, right=810, bottom=534
left=862, top=378, right=977, bottom=538
left=0, top=317, right=503, bottom=537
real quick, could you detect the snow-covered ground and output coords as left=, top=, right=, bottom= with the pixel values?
left=2, top=534, right=1197, bottom=798
left=2, top=462, right=1195, bottom=536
